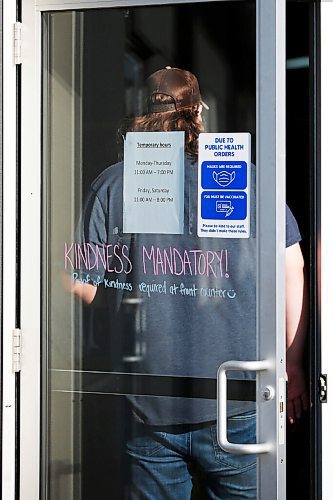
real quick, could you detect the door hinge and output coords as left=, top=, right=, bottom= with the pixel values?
left=14, top=22, right=22, bottom=65
left=320, top=374, right=328, bottom=403
left=12, top=328, right=22, bottom=373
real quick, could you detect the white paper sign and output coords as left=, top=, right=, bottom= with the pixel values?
left=123, top=131, right=184, bottom=234
left=197, top=133, right=251, bottom=238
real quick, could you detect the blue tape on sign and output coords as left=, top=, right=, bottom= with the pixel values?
left=201, top=191, right=247, bottom=220
left=201, top=161, right=247, bottom=190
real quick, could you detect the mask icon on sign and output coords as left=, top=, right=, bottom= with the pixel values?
left=213, top=170, right=236, bottom=188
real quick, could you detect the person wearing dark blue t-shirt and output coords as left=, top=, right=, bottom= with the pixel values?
left=66, top=68, right=307, bottom=499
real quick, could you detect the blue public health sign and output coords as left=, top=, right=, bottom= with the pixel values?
left=201, top=192, right=247, bottom=220
left=201, top=161, right=247, bottom=190
left=197, top=133, right=251, bottom=238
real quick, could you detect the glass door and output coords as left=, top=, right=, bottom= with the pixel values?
left=20, top=1, right=287, bottom=498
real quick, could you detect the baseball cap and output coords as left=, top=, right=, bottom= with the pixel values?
left=147, top=67, right=209, bottom=113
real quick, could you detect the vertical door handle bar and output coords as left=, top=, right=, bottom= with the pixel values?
left=217, top=360, right=273, bottom=455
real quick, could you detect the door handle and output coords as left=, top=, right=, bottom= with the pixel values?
left=122, top=298, right=146, bottom=362
left=217, top=360, right=272, bottom=455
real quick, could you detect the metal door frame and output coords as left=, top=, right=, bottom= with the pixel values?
left=2, top=2, right=20, bottom=500
left=321, top=2, right=333, bottom=499
left=1, top=0, right=288, bottom=498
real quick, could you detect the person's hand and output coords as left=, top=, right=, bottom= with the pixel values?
left=286, top=362, right=308, bottom=424
left=61, top=271, right=97, bottom=304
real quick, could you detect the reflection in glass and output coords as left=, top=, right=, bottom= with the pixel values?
left=42, top=3, right=256, bottom=499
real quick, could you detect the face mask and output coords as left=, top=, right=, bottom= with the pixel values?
left=212, top=170, right=236, bottom=188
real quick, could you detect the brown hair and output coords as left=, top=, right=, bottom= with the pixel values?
left=117, top=94, right=204, bottom=159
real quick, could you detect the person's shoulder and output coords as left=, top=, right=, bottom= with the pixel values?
left=91, top=161, right=124, bottom=193
left=286, top=205, right=302, bottom=247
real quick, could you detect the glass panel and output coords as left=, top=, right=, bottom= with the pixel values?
left=42, top=2, right=257, bottom=498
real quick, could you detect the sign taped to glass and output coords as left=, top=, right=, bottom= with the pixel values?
left=123, top=131, right=185, bottom=234
left=197, top=133, right=251, bottom=238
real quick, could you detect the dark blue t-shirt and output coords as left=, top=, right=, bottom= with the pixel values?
left=70, top=158, right=301, bottom=425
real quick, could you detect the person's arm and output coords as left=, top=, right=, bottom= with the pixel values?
left=62, top=273, right=97, bottom=304
left=71, top=282, right=97, bottom=304
left=62, top=181, right=108, bottom=304
left=285, top=242, right=308, bottom=423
